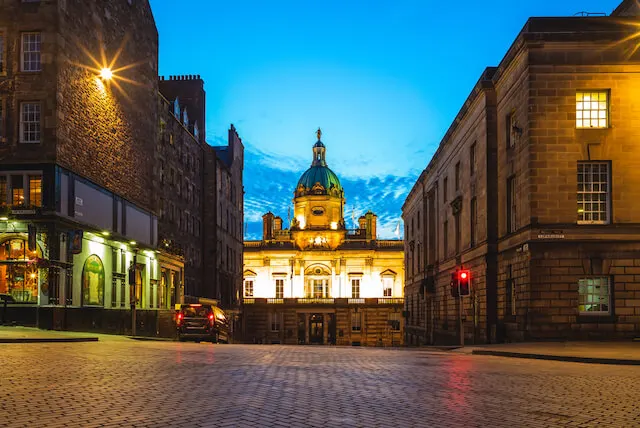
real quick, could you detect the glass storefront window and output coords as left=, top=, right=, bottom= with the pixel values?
left=82, top=255, right=104, bottom=306
left=29, top=175, right=41, bottom=207
left=0, top=238, right=40, bottom=303
left=11, top=176, right=24, bottom=206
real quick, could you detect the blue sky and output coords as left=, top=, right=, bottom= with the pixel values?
left=149, top=0, right=622, bottom=239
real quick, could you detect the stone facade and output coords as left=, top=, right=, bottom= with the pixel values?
left=403, top=2, right=640, bottom=344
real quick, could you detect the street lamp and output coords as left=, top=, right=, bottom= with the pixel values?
left=100, top=68, right=113, bottom=80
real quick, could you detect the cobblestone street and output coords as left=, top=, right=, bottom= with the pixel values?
left=2, top=339, right=640, bottom=427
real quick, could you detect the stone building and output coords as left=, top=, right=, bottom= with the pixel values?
left=243, top=130, right=404, bottom=346
left=0, top=0, right=244, bottom=336
left=403, top=0, right=640, bottom=344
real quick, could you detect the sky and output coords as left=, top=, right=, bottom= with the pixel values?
left=149, top=0, right=623, bottom=239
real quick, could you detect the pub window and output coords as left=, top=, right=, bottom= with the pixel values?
left=576, top=91, right=609, bottom=129
left=351, top=311, right=362, bottom=331
left=20, top=102, right=41, bottom=143
left=507, top=176, right=516, bottom=233
left=275, top=278, right=284, bottom=299
left=244, top=279, right=254, bottom=297
left=11, top=176, right=24, bottom=206
left=351, top=278, right=360, bottom=298
left=578, top=277, right=611, bottom=315
left=578, top=161, right=610, bottom=225
left=28, top=175, right=42, bottom=207
left=21, top=32, right=41, bottom=72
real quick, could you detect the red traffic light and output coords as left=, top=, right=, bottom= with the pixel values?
left=460, top=272, right=468, bottom=280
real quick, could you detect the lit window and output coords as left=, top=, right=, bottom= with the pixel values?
left=351, top=311, right=362, bottom=331
left=275, top=279, right=284, bottom=299
left=29, top=175, right=42, bottom=207
left=11, top=176, right=24, bottom=206
left=577, top=162, right=610, bottom=224
left=383, top=276, right=393, bottom=297
left=351, top=278, right=360, bottom=298
left=576, top=91, right=608, bottom=129
left=21, top=32, right=41, bottom=72
left=244, top=280, right=253, bottom=297
left=20, top=103, right=41, bottom=143
left=173, top=98, right=180, bottom=118
left=0, top=176, right=7, bottom=206
left=578, top=277, right=611, bottom=314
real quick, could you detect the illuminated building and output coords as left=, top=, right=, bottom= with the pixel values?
left=242, top=130, right=404, bottom=346
left=403, top=0, right=640, bottom=344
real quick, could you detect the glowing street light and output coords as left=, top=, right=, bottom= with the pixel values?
left=100, top=68, right=113, bottom=80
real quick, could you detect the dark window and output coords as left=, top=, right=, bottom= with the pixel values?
left=455, top=162, right=460, bottom=191
left=506, top=111, right=515, bottom=149
left=455, top=212, right=461, bottom=255
left=443, top=220, right=448, bottom=258
left=0, top=32, right=4, bottom=74
left=470, top=142, right=476, bottom=176
left=443, top=177, right=448, bottom=203
left=507, top=176, right=516, bottom=233
left=470, top=197, right=477, bottom=247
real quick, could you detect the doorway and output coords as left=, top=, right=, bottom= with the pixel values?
left=309, top=314, right=324, bottom=344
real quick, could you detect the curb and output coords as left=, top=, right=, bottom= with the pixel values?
left=472, top=350, right=640, bottom=366
left=127, top=336, right=175, bottom=342
left=0, top=337, right=99, bottom=344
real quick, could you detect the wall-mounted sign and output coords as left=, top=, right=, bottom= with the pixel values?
left=75, top=197, right=83, bottom=206
left=537, top=230, right=565, bottom=239
left=11, top=209, right=36, bottom=215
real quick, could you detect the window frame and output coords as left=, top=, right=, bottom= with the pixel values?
left=455, top=161, right=461, bottom=192
left=506, top=175, right=516, bottom=233
left=578, top=277, right=611, bottom=315
left=28, top=175, right=42, bottom=207
left=506, top=110, right=516, bottom=149
left=469, top=142, right=476, bottom=177
left=275, top=278, right=284, bottom=299
left=350, top=277, right=360, bottom=299
left=270, top=312, right=280, bottom=332
left=351, top=311, right=362, bottom=332
left=20, top=32, right=41, bottom=72
left=19, top=102, right=42, bottom=144
left=577, top=161, right=610, bottom=225
left=243, top=279, right=254, bottom=298
left=576, top=90, right=610, bottom=129
left=470, top=197, right=477, bottom=247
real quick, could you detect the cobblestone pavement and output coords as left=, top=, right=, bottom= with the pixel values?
left=1, top=339, right=640, bottom=428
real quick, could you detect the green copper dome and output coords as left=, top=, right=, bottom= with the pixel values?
left=294, top=128, right=343, bottom=197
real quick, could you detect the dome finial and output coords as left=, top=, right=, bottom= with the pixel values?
left=317, top=127, right=322, bottom=141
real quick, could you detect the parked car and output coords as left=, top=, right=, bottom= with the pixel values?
left=176, top=304, right=229, bottom=343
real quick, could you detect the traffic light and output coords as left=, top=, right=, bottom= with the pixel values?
left=458, top=270, right=470, bottom=296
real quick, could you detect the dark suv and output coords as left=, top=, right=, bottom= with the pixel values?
left=176, top=304, right=229, bottom=343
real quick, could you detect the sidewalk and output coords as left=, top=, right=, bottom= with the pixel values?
left=453, top=341, right=640, bottom=365
left=0, top=326, right=99, bottom=343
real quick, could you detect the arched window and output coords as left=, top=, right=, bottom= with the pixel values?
left=183, top=108, right=189, bottom=127
left=193, top=121, right=199, bottom=140
left=173, top=98, right=180, bottom=118
left=82, top=255, right=105, bottom=306
left=159, top=270, right=168, bottom=309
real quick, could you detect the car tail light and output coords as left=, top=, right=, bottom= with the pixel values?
left=176, top=313, right=183, bottom=325
left=208, top=313, right=214, bottom=323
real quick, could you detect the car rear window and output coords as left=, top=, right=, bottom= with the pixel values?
left=181, top=306, right=210, bottom=317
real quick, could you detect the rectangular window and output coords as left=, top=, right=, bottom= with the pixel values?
left=120, top=279, right=126, bottom=308
left=351, top=278, right=360, bottom=298
left=505, top=265, right=515, bottom=317
left=0, top=32, right=5, bottom=74
left=506, top=111, right=515, bottom=148
left=455, top=162, right=460, bottom=191
left=577, top=162, right=610, bottom=224
left=470, top=197, right=477, bottom=247
left=578, top=277, right=611, bottom=315
left=443, top=220, right=448, bottom=257
left=383, top=277, right=393, bottom=297
left=351, top=311, right=362, bottom=331
left=275, top=279, right=284, bottom=299
left=11, top=175, right=24, bottom=206
left=20, top=103, right=41, bottom=143
left=576, top=91, right=608, bottom=129
left=21, top=32, right=41, bottom=72
left=455, top=212, right=461, bottom=254
left=470, top=142, right=476, bottom=176
left=111, top=277, right=118, bottom=308
left=0, top=97, right=4, bottom=142
left=388, top=312, right=400, bottom=331
left=244, top=280, right=253, bottom=297
left=443, top=177, right=448, bottom=203
left=507, top=176, right=516, bottom=233
left=28, top=175, right=42, bottom=207
left=270, top=312, right=280, bottom=331
left=0, top=176, right=6, bottom=206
